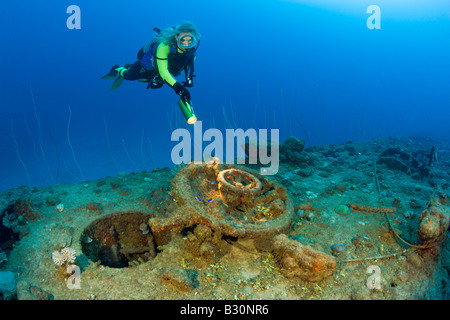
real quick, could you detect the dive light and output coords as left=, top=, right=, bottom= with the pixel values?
left=178, top=98, right=197, bottom=124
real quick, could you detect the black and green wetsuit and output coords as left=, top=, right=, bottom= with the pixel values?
left=118, top=41, right=196, bottom=89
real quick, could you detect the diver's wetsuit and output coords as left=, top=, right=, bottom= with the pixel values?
left=120, top=60, right=157, bottom=81
left=120, top=42, right=194, bottom=87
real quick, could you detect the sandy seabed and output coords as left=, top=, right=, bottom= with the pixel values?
left=1, top=135, right=449, bottom=301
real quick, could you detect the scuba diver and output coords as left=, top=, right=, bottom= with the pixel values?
left=102, top=21, right=200, bottom=123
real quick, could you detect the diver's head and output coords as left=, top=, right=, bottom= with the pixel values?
left=174, top=22, right=200, bottom=51
left=176, top=33, right=198, bottom=50
left=155, top=21, right=201, bottom=51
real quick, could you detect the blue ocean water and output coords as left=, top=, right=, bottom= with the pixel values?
left=1, top=0, right=449, bottom=191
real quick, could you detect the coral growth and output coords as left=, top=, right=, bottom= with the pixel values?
left=16, top=281, right=53, bottom=300
left=52, top=247, right=77, bottom=266
left=377, top=147, right=431, bottom=179
left=0, top=249, right=7, bottom=265
left=418, top=198, right=449, bottom=245
left=272, top=234, right=336, bottom=282
left=280, top=136, right=306, bottom=164
left=349, top=203, right=396, bottom=214
left=0, top=271, right=16, bottom=297
left=14, top=199, right=42, bottom=221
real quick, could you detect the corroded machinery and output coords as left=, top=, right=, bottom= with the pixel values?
left=148, top=161, right=295, bottom=244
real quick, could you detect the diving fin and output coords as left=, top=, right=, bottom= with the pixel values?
left=110, top=76, right=125, bottom=91
left=109, top=65, right=131, bottom=90
left=101, top=64, right=120, bottom=79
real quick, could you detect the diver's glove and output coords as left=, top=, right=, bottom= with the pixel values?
left=182, top=77, right=194, bottom=88
left=173, top=82, right=191, bottom=101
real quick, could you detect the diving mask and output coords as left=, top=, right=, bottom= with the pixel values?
left=176, top=34, right=198, bottom=50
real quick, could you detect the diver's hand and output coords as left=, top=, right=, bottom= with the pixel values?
left=173, top=82, right=191, bottom=101
left=182, top=78, right=194, bottom=87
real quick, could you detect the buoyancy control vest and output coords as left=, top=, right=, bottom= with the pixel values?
left=136, top=28, right=199, bottom=83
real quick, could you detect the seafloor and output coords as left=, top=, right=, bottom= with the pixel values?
left=0, top=135, right=449, bottom=300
